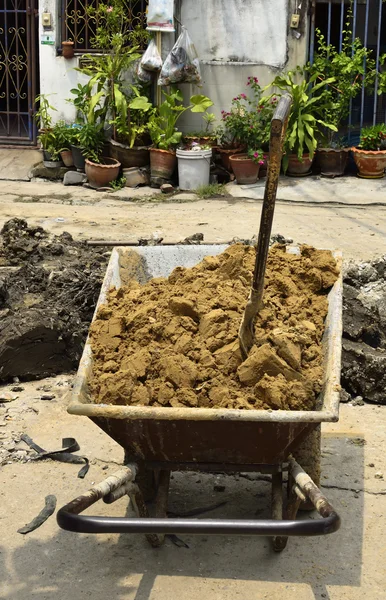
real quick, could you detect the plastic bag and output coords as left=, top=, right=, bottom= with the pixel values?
left=147, top=0, right=174, bottom=32
left=137, top=62, right=153, bottom=84
left=140, top=38, right=163, bottom=72
left=158, top=28, right=202, bottom=86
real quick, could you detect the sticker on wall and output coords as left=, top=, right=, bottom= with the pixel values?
left=41, top=34, right=55, bottom=45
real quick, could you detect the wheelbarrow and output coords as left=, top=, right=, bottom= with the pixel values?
left=57, top=243, right=342, bottom=552
left=57, top=96, right=343, bottom=551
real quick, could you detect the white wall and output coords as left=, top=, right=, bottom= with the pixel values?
left=39, top=0, right=88, bottom=124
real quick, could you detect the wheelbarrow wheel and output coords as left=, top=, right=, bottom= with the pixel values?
left=124, top=452, right=159, bottom=502
left=291, top=425, right=321, bottom=511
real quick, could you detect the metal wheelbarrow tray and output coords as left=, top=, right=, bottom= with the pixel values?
left=58, top=245, right=343, bottom=551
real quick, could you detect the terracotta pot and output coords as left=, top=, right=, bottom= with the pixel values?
left=351, top=148, right=386, bottom=179
left=287, top=154, right=313, bottom=176
left=70, top=144, right=86, bottom=171
left=229, top=154, right=260, bottom=184
left=110, top=138, right=150, bottom=168
left=85, top=157, right=121, bottom=189
left=62, top=41, right=75, bottom=59
left=317, top=148, right=349, bottom=178
left=60, top=149, right=74, bottom=167
left=218, top=147, right=244, bottom=172
left=149, top=147, right=176, bottom=180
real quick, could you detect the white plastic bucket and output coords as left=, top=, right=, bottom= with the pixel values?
left=176, top=148, right=212, bottom=191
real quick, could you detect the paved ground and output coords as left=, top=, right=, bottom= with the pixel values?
left=1, top=179, right=386, bottom=260
left=0, top=149, right=41, bottom=181
left=1, top=376, right=385, bottom=600
left=1, top=172, right=386, bottom=599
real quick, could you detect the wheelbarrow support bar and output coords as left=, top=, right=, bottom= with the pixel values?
left=57, top=459, right=340, bottom=537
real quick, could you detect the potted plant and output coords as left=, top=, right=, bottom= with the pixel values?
left=109, top=90, right=154, bottom=168
left=35, top=93, right=56, bottom=133
left=148, top=89, right=213, bottom=182
left=183, top=113, right=217, bottom=148
left=79, top=123, right=120, bottom=188
left=38, top=129, right=64, bottom=167
left=217, top=77, right=276, bottom=173
left=229, top=149, right=266, bottom=185
left=73, top=123, right=106, bottom=176
left=352, top=124, right=386, bottom=179
left=62, top=40, right=75, bottom=59
left=75, top=0, right=152, bottom=169
left=269, top=70, right=337, bottom=176
left=305, top=16, right=378, bottom=177
left=176, top=143, right=213, bottom=190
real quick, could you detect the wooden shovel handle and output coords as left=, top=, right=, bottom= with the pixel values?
left=252, top=94, right=292, bottom=296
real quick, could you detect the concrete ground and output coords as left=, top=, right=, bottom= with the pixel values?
left=1, top=178, right=386, bottom=260
left=1, top=170, right=386, bottom=599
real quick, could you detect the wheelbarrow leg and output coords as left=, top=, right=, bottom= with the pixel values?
left=128, top=470, right=171, bottom=548
left=271, top=472, right=286, bottom=552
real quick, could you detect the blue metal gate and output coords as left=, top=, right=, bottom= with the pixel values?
left=0, top=0, right=38, bottom=145
left=309, top=0, right=386, bottom=144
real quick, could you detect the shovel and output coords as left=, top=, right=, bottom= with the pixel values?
left=238, top=94, right=292, bottom=358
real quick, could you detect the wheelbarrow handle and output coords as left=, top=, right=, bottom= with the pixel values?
left=57, top=459, right=340, bottom=538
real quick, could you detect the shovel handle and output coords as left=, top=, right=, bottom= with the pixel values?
left=252, top=93, right=292, bottom=296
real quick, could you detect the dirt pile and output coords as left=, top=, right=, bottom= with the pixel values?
left=0, top=218, right=108, bottom=381
left=342, top=257, right=386, bottom=404
left=90, top=244, right=339, bottom=411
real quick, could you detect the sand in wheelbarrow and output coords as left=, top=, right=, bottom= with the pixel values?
left=89, top=244, right=339, bottom=411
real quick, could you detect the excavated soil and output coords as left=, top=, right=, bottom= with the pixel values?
left=89, top=244, right=339, bottom=411
left=342, top=257, right=386, bottom=404
left=0, top=218, right=108, bottom=381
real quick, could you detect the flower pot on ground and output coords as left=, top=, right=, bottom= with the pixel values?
left=317, top=148, right=349, bottom=177
left=62, top=41, right=75, bottom=59
left=287, top=154, right=313, bottom=176
left=351, top=124, right=386, bottom=179
left=42, top=150, right=64, bottom=168
left=218, top=147, right=244, bottom=172
left=229, top=153, right=262, bottom=184
left=60, top=149, right=74, bottom=167
left=85, top=157, right=121, bottom=188
left=176, top=147, right=212, bottom=190
left=71, top=144, right=86, bottom=171
left=352, top=149, right=386, bottom=178
left=149, top=147, right=176, bottom=180
left=109, top=138, right=150, bottom=168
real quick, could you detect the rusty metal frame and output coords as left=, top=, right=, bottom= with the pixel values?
left=0, top=0, right=37, bottom=145
left=57, top=458, right=341, bottom=544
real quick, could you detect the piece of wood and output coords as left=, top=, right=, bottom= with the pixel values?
left=238, top=94, right=292, bottom=358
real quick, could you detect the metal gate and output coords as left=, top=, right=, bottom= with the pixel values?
left=309, top=0, right=386, bottom=144
left=0, top=0, right=38, bottom=145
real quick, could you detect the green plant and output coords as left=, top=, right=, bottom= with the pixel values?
left=195, top=183, right=227, bottom=199
left=358, top=124, right=386, bottom=151
left=148, top=89, right=214, bottom=150
left=203, top=112, right=216, bottom=133
left=217, top=77, right=277, bottom=153
left=76, top=0, right=152, bottom=138
left=268, top=70, right=337, bottom=171
left=35, top=94, right=56, bottom=130
left=76, top=122, right=105, bottom=160
left=304, top=11, right=379, bottom=146
left=110, top=176, right=127, bottom=190
left=67, top=83, right=104, bottom=125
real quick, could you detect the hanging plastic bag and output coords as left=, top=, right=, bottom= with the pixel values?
left=158, top=28, right=202, bottom=86
left=147, top=0, right=174, bottom=32
left=140, top=38, right=163, bottom=72
left=137, top=62, right=153, bottom=84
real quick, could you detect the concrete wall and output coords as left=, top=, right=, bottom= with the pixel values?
left=38, top=0, right=309, bottom=127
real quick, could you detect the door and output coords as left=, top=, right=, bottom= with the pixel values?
left=0, top=0, right=38, bottom=145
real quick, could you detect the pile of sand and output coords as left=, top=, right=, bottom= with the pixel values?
left=89, top=244, right=339, bottom=411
